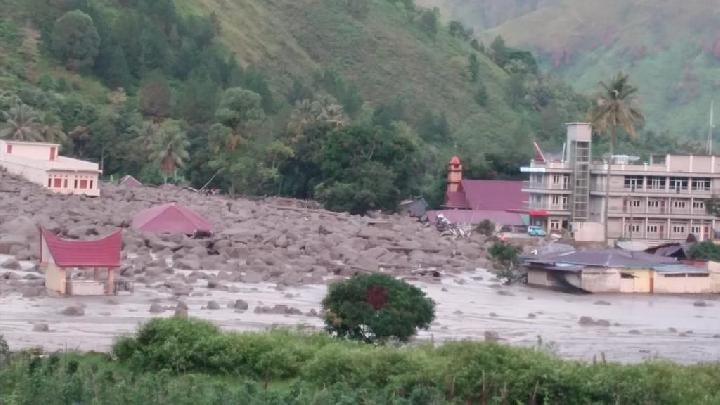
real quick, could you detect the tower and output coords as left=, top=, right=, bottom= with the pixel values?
left=447, top=156, right=462, bottom=193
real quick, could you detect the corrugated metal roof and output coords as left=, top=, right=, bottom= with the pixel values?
left=531, top=249, right=677, bottom=268
left=460, top=180, right=525, bottom=210
left=652, top=264, right=708, bottom=274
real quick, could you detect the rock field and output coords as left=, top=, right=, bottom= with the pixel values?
left=0, top=170, right=489, bottom=297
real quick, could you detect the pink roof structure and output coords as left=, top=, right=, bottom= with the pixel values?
left=444, top=180, right=525, bottom=210
left=119, top=175, right=142, bottom=188
left=41, top=228, right=121, bottom=267
left=131, top=203, right=212, bottom=234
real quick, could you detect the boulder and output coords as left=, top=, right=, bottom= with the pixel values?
left=32, top=323, right=50, bottom=332
left=230, top=299, right=249, bottom=311
left=254, top=304, right=303, bottom=315
left=149, top=303, right=165, bottom=313
left=174, top=302, right=189, bottom=317
left=206, top=300, right=221, bottom=310
left=60, top=305, right=85, bottom=316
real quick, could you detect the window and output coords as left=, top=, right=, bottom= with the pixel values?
left=552, top=174, right=561, bottom=184
left=47, top=178, right=52, bottom=188
left=89, top=180, right=93, bottom=189
left=692, top=178, right=711, bottom=191
left=551, top=195, right=568, bottom=209
left=549, top=220, right=561, bottom=231
left=79, top=179, right=88, bottom=189
left=647, top=225, right=658, bottom=233
left=624, top=176, right=644, bottom=190
left=648, top=200, right=660, bottom=208
left=620, top=273, right=635, bottom=279
left=630, top=199, right=641, bottom=207
left=672, top=225, right=686, bottom=234
left=74, top=179, right=78, bottom=189
left=6, top=144, right=11, bottom=154
left=627, top=224, right=640, bottom=233
left=49, top=146, right=56, bottom=161
left=691, top=226, right=702, bottom=234
left=647, top=176, right=666, bottom=190
left=53, top=178, right=62, bottom=188
left=693, top=201, right=705, bottom=209
left=670, top=177, right=689, bottom=190
left=673, top=200, right=687, bottom=209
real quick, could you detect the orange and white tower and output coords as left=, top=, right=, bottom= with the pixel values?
left=447, top=156, right=462, bottom=193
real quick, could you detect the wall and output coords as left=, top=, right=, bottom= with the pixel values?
left=70, top=280, right=106, bottom=296
left=528, top=269, right=556, bottom=287
left=0, top=141, right=56, bottom=161
left=44, top=263, right=66, bottom=294
left=46, top=171, right=101, bottom=197
left=653, top=274, right=714, bottom=294
left=619, top=269, right=652, bottom=293
left=0, top=154, right=100, bottom=197
left=580, top=268, right=621, bottom=292
left=572, top=221, right=604, bottom=242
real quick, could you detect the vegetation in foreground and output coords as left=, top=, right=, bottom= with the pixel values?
left=2, top=318, right=720, bottom=404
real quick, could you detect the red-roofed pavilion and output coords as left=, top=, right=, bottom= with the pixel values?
left=41, top=228, right=121, bottom=296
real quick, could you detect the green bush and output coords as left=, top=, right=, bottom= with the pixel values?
left=687, top=240, right=720, bottom=261
left=1, top=318, right=719, bottom=404
left=321, top=273, right=436, bottom=343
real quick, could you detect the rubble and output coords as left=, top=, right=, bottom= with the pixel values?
left=0, top=169, right=491, bottom=298
left=60, top=305, right=85, bottom=316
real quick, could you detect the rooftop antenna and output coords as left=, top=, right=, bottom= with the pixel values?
left=707, top=100, right=715, bottom=155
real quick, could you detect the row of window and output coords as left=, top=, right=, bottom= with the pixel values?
left=624, top=176, right=712, bottom=191
left=624, top=199, right=704, bottom=210
left=628, top=224, right=708, bottom=234
left=47, top=177, right=93, bottom=190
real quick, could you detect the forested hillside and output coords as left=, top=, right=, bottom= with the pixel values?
left=421, top=0, right=720, bottom=141
left=0, top=0, right=586, bottom=212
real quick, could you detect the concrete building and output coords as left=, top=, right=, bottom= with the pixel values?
left=0, top=140, right=101, bottom=196
left=525, top=248, right=720, bottom=294
left=522, top=123, right=719, bottom=244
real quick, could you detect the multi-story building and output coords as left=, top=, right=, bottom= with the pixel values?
left=0, top=140, right=101, bottom=196
left=522, top=123, right=719, bottom=244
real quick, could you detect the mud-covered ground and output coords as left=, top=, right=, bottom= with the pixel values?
left=2, top=267, right=719, bottom=363
left=1, top=170, right=719, bottom=363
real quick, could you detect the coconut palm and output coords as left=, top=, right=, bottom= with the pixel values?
left=0, top=102, right=43, bottom=141
left=38, top=114, right=68, bottom=144
left=588, top=72, right=645, bottom=242
left=149, top=120, right=190, bottom=183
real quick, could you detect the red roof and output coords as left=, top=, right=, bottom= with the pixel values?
left=119, top=175, right=142, bottom=187
left=132, top=203, right=212, bottom=234
left=449, top=156, right=461, bottom=165
left=457, top=180, right=525, bottom=210
left=427, top=210, right=525, bottom=226
left=41, top=228, right=121, bottom=268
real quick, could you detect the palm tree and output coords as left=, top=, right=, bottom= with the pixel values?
left=0, top=102, right=43, bottom=141
left=588, top=72, right=645, bottom=243
left=149, top=120, right=190, bottom=183
left=38, top=114, right=68, bottom=144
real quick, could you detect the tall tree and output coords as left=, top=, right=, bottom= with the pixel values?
left=150, top=120, right=189, bottom=183
left=50, top=10, right=100, bottom=71
left=138, top=73, right=172, bottom=119
left=0, top=102, right=43, bottom=141
left=589, top=72, right=645, bottom=242
left=468, top=54, right=480, bottom=82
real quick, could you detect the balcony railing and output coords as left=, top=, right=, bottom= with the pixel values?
left=593, top=186, right=718, bottom=195
left=523, top=181, right=571, bottom=191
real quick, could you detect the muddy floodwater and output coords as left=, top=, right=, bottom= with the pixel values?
left=2, top=269, right=719, bottom=364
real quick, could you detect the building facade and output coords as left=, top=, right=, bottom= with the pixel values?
left=522, top=123, right=719, bottom=243
left=0, top=140, right=101, bottom=196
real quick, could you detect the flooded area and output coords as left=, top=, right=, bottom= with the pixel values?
left=2, top=268, right=719, bottom=364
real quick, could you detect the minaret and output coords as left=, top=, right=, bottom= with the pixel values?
left=447, top=156, right=462, bottom=193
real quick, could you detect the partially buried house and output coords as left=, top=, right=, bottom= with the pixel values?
left=0, top=140, right=101, bottom=196
left=41, top=228, right=122, bottom=296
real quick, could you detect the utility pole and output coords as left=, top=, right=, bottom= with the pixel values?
left=707, top=100, right=715, bottom=155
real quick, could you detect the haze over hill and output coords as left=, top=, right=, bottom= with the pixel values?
left=421, top=0, right=720, bottom=141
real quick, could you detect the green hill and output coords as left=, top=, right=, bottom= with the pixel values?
left=0, top=0, right=585, bottom=210
left=420, top=0, right=720, bottom=141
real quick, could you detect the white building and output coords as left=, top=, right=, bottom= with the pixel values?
left=0, top=140, right=101, bottom=197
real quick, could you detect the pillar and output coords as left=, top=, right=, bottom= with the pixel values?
left=106, top=268, right=114, bottom=295
left=447, top=156, right=462, bottom=193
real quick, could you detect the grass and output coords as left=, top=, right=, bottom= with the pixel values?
left=2, top=317, right=719, bottom=404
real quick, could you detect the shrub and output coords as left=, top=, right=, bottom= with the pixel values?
left=488, top=241, right=523, bottom=283
left=687, top=240, right=720, bottom=261
left=321, top=273, right=435, bottom=343
left=475, top=219, right=495, bottom=236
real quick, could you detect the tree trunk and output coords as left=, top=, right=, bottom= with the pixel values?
left=603, top=129, right=616, bottom=245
